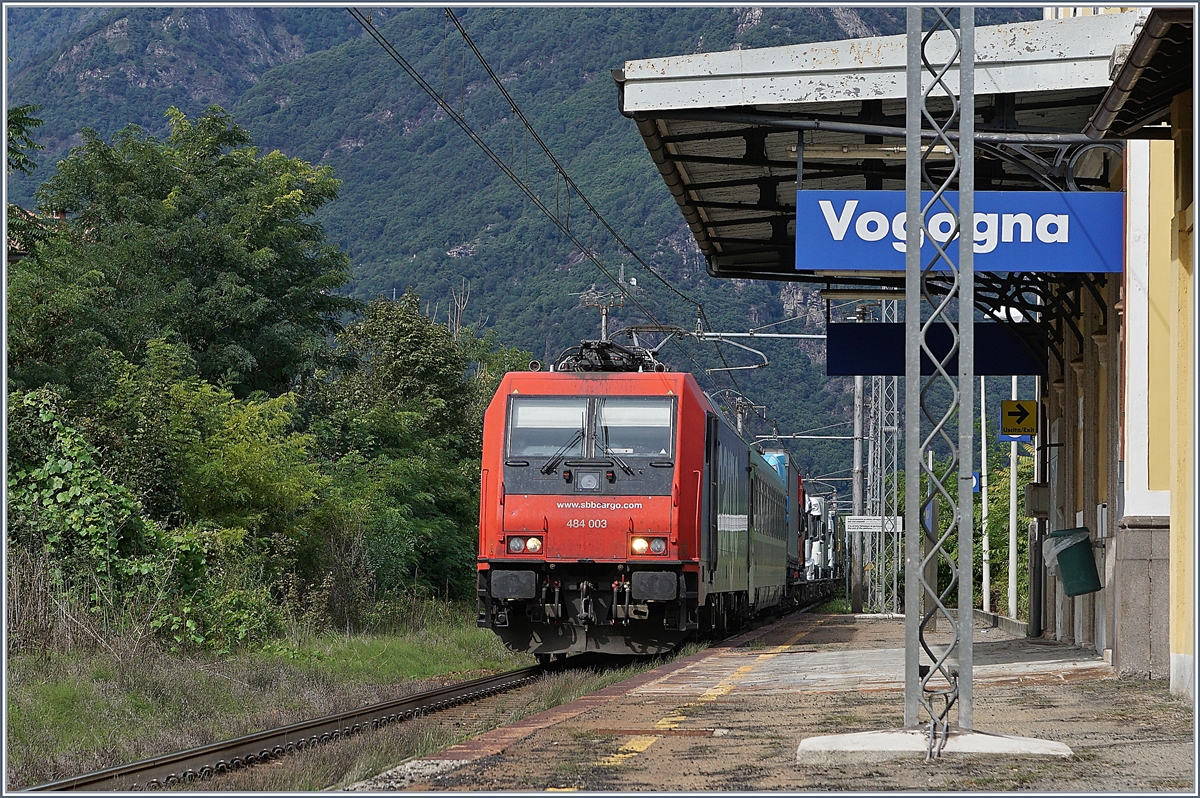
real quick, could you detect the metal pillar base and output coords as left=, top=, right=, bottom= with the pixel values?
left=796, top=725, right=1072, bottom=764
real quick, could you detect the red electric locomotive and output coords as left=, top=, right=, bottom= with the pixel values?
left=476, top=341, right=837, bottom=659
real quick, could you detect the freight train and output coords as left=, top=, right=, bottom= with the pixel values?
left=476, top=341, right=842, bottom=659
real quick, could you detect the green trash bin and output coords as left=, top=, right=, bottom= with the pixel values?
left=1046, top=527, right=1102, bottom=597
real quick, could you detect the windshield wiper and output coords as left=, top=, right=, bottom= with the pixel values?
left=598, top=444, right=636, bottom=476
left=541, top=429, right=584, bottom=474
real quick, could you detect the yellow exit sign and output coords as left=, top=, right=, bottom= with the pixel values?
left=1000, top=400, right=1038, bottom=436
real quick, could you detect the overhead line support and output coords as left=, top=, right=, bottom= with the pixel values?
left=904, top=6, right=975, bottom=757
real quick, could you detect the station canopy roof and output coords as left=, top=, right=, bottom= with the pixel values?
left=614, top=12, right=1140, bottom=283
left=1085, top=8, right=1193, bottom=139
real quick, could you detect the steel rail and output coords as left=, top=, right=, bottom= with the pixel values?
left=27, top=583, right=843, bottom=792
left=26, top=664, right=550, bottom=792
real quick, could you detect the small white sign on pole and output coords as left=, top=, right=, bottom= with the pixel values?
left=844, top=516, right=904, bottom=534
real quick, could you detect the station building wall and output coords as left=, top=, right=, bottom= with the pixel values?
left=1108, top=139, right=1173, bottom=682
left=1113, top=96, right=1190, bottom=700
left=1165, top=91, right=1193, bottom=701
left=1047, top=0, right=1194, bottom=705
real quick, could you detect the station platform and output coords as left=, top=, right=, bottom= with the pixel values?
left=348, top=611, right=1194, bottom=792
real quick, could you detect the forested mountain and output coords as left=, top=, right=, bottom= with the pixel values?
left=6, top=6, right=1040, bottom=485
left=4, top=7, right=371, bottom=161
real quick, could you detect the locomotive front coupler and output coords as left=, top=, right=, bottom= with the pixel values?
left=575, top=581, right=596, bottom=626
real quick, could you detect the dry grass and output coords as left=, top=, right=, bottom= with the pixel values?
left=7, top=548, right=707, bottom=792
left=173, top=658, right=672, bottom=791
left=5, top=600, right=528, bottom=790
left=6, top=548, right=171, bottom=658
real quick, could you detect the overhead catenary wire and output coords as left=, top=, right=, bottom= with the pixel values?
left=797, top=420, right=854, bottom=434
left=344, top=15, right=854, bottom=493
left=347, top=11, right=667, bottom=338
left=349, top=8, right=754, bottom=405
left=750, top=314, right=812, bottom=332
left=440, top=8, right=748, bottom=393
left=348, top=9, right=744, bottom=400
left=444, top=8, right=703, bottom=314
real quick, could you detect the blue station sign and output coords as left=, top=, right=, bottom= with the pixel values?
left=795, top=190, right=1124, bottom=273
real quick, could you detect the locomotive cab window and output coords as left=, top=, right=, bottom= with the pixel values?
left=507, top=398, right=586, bottom=457
left=594, top=398, right=674, bottom=457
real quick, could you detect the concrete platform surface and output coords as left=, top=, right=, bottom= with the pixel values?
left=347, top=612, right=1194, bottom=792
left=629, top=614, right=1109, bottom=698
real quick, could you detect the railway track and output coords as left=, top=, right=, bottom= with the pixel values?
left=26, top=590, right=837, bottom=792
left=26, top=662, right=569, bottom=792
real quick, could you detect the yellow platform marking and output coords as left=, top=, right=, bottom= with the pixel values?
left=594, top=619, right=828, bottom=767
left=697, top=621, right=825, bottom=701
left=698, top=664, right=757, bottom=700
left=596, top=735, right=659, bottom=766
left=653, top=712, right=689, bottom=730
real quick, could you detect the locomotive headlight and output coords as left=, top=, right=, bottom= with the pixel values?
left=648, top=537, right=667, bottom=555
left=508, top=537, right=526, bottom=554
left=525, top=536, right=543, bottom=553
left=630, top=537, right=650, bottom=555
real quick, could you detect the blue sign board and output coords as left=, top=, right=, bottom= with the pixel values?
left=795, top=190, right=1124, bottom=273
left=998, top=434, right=1032, bottom=443
left=972, top=471, right=981, bottom=493
left=826, top=323, right=1045, bottom=376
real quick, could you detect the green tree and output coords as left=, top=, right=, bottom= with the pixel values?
left=20, top=105, right=358, bottom=396
left=6, top=102, right=43, bottom=176
left=6, top=103, right=47, bottom=254
left=302, top=295, right=530, bottom=604
left=170, top=378, right=323, bottom=542
left=977, top=442, right=1036, bottom=619
left=328, top=294, right=473, bottom=445
left=6, top=243, right=120, bottom=393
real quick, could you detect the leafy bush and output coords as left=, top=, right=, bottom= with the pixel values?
left=6, top=389, right=152, bottom=576
left=7, top=104, right=531, bottom=653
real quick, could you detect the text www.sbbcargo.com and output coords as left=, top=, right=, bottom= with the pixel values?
left=555, top=501, right=644, bottom=510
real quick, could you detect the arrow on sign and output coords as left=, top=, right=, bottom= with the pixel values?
left=1000, top=399, right=1038, bottom=436
left=1007, top=403, right=1031, bottom=426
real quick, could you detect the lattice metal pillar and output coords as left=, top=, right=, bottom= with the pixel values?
left=881, top=301, right=901, bottom=615
left=866, top=372, right=881, bottom=610
left=864, top=360, right=901, bottom=615
left=904, top=7, right=975, bottom=759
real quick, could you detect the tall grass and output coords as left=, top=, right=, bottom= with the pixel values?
left=5, top=548, right=169, bottom=657
left=7, top=548, right=475, bottom=658
left=5, top=551, right=528, bottom=790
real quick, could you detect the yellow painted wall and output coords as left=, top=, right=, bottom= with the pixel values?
left=1146, top=141, right=1174, bottom=490
left=1168, top=91, right=1194, bottom=670
left=1097, top=356, right=1107, bottom=505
